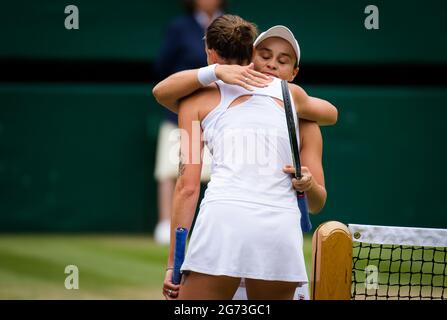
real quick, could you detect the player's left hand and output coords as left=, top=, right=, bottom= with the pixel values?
left=163, top=269, right=180, bottom=300
left=215, top=63, right=271, bottom=91
left=283, top=165, right=314, bottom=192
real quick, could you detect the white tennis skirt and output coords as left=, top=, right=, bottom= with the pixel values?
left=181, top=199, right=308, bottom=283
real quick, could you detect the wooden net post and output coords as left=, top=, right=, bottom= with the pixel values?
left=311, top=221, right=352, bottom=300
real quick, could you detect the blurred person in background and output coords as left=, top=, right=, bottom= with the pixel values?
left=152, top=0, right=226, bottom=244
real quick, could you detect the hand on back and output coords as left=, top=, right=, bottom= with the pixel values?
left=215, top=63, right=271, bottom=91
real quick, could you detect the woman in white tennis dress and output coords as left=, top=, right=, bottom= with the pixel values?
left=155, top=15, right=335, bottom=299
left=181, top=77, right=307, bottom=283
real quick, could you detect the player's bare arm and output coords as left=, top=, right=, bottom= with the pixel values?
left=299, top=120, right=327, bottom=213
left=170, top=94, right=203, bottom=249
left=153, top=64, right=269, bottom=114
left=153, top=69, right=203, bottom=113
left=283, top=120, right=327, bottom=213
left=163, top=91, right=204, bottom=299
left=289, top=84, right=338, bottom=126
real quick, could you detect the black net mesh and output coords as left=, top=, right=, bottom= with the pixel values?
left=352, top=242, right=447, bottom=300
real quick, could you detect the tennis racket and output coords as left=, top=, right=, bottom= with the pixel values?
left=281, top=80, right=312, bottom=232
left=172, top=227, right=188, bottom=285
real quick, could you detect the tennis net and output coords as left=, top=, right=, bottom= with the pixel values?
left=349, top=224, right=447, bottom=300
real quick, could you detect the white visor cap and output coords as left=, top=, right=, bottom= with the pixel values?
left=253, top=25, right=301, bottom=65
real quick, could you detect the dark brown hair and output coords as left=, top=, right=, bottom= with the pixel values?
left=205, top=14, right=258, bottom=65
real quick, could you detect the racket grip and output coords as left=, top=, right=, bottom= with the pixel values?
left=172, top=227, right=188, bottom=285
left=298, top=193, right=312, bottom=232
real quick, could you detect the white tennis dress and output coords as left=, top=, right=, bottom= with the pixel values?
left=181, top=78, right=308, bottom=284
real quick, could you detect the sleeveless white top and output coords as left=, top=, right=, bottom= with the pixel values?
left=181, top=78, right=308, bottom=283
left=201, top=78, right=300, bottom=210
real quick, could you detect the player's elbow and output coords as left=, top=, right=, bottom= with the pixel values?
left=309, top=188, right=327, bottom=214
left=325, top=105, right=338, bottom=125
left=152, top=83, right=179, bottom=112
left=309, top=205, right=322, bottom=215
left=176, top=178, right=200, bottom=199
left=152, top=83, right=164, bottom=104
left=330, top=106, right=338, bottom=124
left=309, top=201, right=325, bottom=215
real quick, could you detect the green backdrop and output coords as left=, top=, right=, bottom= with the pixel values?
left=0, top=0, right=446, bottom=63
left=1, top=84, right=446, bottom=231
left=1, top=0, right=446, bottom=232
left=0, top=84, right=161, bottom=232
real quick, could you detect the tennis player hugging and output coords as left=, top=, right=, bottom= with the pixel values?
left=153, top=14, right=338, bottom=300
